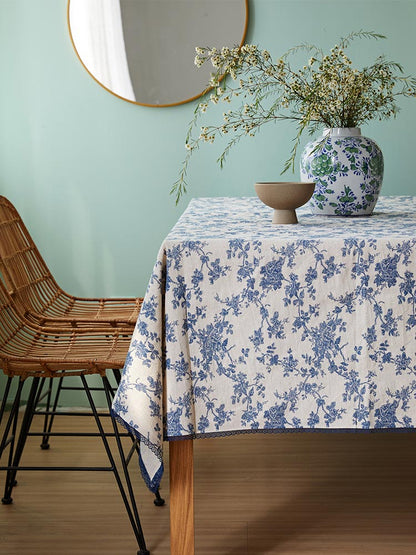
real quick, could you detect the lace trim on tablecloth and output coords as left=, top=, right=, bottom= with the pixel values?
left=164, top=425, right=416, bottom=442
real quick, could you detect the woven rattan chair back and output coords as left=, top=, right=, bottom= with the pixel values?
left=0, top=196, right=141, bottom=328
left=0, top=271, right=27, bottom=368
left=0, top=196, right=57, bottom=320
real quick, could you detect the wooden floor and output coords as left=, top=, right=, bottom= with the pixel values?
left=2, top=414, right=416, bottom=554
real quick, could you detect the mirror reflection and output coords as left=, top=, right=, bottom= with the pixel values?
left=68, top=0, right=248, bottom=107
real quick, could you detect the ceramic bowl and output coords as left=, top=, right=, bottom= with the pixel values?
left=255, top=181, right=315, bottom=224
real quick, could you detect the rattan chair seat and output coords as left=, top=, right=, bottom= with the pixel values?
left=0, top=278, right=131, bottom=378
left=0, top=196, right=141, bottom=328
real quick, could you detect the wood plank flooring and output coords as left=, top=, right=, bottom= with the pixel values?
left=1, top=413, right=416, bottom=554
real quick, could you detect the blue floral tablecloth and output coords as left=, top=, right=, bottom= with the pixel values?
left=112, top=196, right=416, bottom=492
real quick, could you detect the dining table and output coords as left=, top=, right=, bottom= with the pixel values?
left=112, top=195, right=416, bottom=554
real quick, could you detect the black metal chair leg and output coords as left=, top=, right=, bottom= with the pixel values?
left=0, top=377, right=26, bottom=501
left=0, top=376, right=13, bottom=430
left=111, top=368, right=122, bottom=383
left=153, top=488, right=165, bottom=507
left=0, top=377, right=25, bottom=459
left=81, top=375, right=150, bottom=555
left=39, top=377, right=53, bottom=449
left=39, top=372, right=118, bottom=450
left=2, top=377, right=41, bottom=504
left=40, top=376, right=64, bottom=450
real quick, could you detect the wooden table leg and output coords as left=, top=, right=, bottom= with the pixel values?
left=169, top=439, right=194, bottom=555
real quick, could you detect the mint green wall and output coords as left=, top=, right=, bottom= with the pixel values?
left=1, top=0, right=415, bottom=406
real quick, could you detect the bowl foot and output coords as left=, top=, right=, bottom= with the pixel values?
left=272, top=209, right=298, bottom=224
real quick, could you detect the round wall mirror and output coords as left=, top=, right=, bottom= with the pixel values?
left=68, top=0, right=248, bottom=107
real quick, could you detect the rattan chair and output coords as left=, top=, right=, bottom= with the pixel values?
left=0, top=195, right=142, bottom=329
left=0, top=278, right=153, bottom=555
left=0, top=195, right=143, bottom=450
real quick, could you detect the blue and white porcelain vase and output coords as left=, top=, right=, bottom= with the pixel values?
left=300, top=128, right=384, bottom=216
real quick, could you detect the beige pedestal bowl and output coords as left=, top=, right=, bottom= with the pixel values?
left=255, top=182, right=316, bottom=224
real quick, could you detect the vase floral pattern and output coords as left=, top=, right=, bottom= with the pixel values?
left=300, top=128, right=384, bottom=216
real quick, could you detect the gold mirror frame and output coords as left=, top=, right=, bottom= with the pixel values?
left=67, top=0, right=249, bottom=108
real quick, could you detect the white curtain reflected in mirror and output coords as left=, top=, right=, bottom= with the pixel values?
left=68, top=0, right=248, bottom=107
left=69, top=0, right=136, bottom=101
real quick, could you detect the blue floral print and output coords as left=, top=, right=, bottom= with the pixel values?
left=112, top=196, right=416, bottom=492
